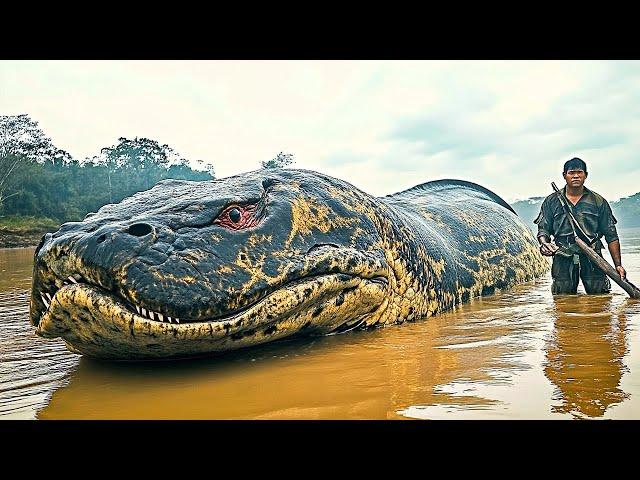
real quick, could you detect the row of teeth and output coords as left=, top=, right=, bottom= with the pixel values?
left=39, top=274, right=180, bottom=324
left=134, top=306, right=180, bottom=324
left=40, top=275, right=82, bottom=309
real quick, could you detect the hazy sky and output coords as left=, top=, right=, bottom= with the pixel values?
left=2, top=60, right=639, bottom=202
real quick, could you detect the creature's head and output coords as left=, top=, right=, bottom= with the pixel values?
left=30, top=169, right=391, bottom=359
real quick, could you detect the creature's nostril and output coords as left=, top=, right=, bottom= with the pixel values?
left=128, top=223, right=153, bottom=237
left=96, top=234, right=107, bottom=244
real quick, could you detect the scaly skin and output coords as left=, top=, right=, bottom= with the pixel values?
left=29, top=169, right=548, bottom=360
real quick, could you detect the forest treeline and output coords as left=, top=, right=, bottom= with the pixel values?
left=512, top=193, right=640, bottom=231
left=5, top=114, right=636, bottom=235
left=0, top=114, right=218, bottom=223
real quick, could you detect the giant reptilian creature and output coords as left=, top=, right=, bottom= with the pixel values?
left=30, top=169, right=548, bottom=360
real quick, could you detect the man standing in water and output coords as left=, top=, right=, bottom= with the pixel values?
left=535, top=157, right=626, bottom=294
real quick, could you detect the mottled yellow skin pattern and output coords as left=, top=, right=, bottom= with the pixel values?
left=281, top=176, right=548, bottom=327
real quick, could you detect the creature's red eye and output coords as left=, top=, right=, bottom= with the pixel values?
left=214, top=204, right=260, bottom=230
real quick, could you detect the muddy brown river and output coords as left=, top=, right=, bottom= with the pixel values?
left=2, top=228, right=640, bottom=419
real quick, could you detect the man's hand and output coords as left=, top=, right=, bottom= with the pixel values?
left=539, top=241, right=559, bottom=257
left=608, top=240, right=625, bottom=281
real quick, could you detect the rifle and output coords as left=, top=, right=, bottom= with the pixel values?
left=551, top=182, right=640, bottom=299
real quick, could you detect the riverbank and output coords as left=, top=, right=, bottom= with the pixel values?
left=0, top=216, right=59, bottom=248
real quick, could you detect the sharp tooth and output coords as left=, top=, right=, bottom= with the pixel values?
left=158, top=313, right=164, bottom=322
left=41, top=294, right=50, bottom=309
left=149, top=311, right=155, bottom=321
left=68, top=276, right=78, bottom=284
left=167, top=316, right=172, bottom=323
left=175, top=318, right=180, bottom=324
left=63, top=282, right=69, bottom=286
left=141, top=308, right=147, bottom=317
left=135, top=306, right=141, bottom=315
left=45, top=292, right=52, bottom=302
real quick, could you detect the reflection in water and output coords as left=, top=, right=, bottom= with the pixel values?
left=38, top=332, right=413, bottom=419
left=37, top=326, right=445, bottom=419
left=545, top=295, right=629, bottom=419
left=398, top=280, right=556, bottom=420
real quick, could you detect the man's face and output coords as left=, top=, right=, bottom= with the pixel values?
left=563, top=168, right=587, bottom=188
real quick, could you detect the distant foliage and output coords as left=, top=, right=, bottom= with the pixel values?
left=511, top=194, right=640, bottom=231
left=0, top=114, right=67, bottom=162
left=510, top=198, right=545, bottom=233
left=0, top=114, right=69, bottom=205
left=192, top=159, right=216, bottom=178
left=612, top=192, right=640, bottom=228
left=94, top=137, right=213, bottom=203
left=261, top=152, right=295, bottom=169
left=0, top=116, right=216, bottom=223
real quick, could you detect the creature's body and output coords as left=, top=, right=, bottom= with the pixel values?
left=30, top=169, right=548, bottom=360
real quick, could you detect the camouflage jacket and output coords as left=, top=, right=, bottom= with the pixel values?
left=534, top=186, right=619, bottom=252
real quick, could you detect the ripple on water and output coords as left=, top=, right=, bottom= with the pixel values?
left=0, top=289, right=79, bottom=419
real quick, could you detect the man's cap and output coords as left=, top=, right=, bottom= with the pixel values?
left=563, top=157, right=587, bottom=174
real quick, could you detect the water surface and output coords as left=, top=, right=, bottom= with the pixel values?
left=2, top=228, right=640, bottom=419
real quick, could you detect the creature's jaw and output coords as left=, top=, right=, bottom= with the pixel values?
left=35, top=273, right=388, bottom=360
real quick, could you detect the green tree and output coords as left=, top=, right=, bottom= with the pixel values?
left=0, top=117, right=217, bottom=225
left=261, top=152, right=296, bottom=169
left=95, top=137, right=182, bottom=202
left=0, top=114, right=68, bottom=206
left=92, top=137, right=216, bottom=204
left=192, top=159, right=216, bottom=179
